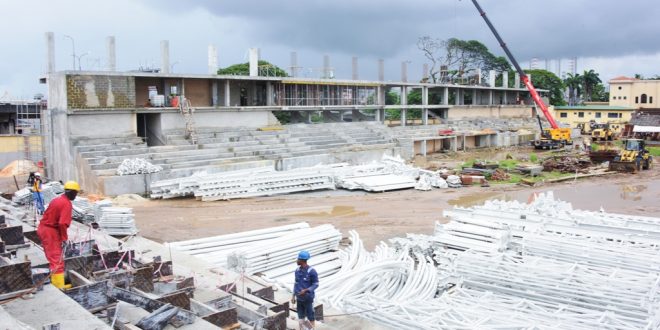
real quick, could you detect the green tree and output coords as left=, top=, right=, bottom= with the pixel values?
left=418, top=36, right=511, bottom=83
left=217, top=60, right=288, bottom=77
left=590, top=83, right=609, bottom=102
left=524, top=69, right=566, bottom=106
left=563, top=73, right=582, bottom=106
left=581, top=69, right=601, bottom=102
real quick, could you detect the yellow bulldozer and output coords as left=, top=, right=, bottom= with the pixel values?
left=591, top=123, right=615, bottom=141
left=609, top=139, right=654, bottom=173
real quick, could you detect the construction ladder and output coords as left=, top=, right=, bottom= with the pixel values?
left=179, top=97, right=198, bottom=145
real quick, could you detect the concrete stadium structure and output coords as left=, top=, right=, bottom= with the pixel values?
left=42, top=34, right=541, bottom=195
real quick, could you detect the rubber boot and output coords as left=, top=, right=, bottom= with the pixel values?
left=51, top=272, right=72, bottom=290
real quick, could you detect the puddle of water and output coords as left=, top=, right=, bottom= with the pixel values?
left=293, top=205, right=369, bottom=218
left=448, top=192, right=501, bottom=207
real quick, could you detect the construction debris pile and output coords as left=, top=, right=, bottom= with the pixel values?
left=116, top=158, right=163, bottom=176
left=318, top=192, right=660, bottom=329
left=151, top=156, right=452, bottom=200
left=542, top=155, right=591, bottom=173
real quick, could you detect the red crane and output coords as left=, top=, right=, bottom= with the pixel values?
left=470, top=0, right=558, bottom=129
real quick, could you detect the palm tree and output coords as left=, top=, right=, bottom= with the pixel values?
left=581, top=69, right=601, bottom=102
left=564, top=73, right=582, bottom=105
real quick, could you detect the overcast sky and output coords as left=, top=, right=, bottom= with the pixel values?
left=1, top=0, right=659, bottom=100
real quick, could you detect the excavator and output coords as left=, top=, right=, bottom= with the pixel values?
left=609, top=139, right=653, bottom=173
left=470, top=1, right=572, bottom=150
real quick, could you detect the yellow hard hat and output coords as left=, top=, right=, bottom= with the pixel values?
left=63, top=181, right=80, bottom=191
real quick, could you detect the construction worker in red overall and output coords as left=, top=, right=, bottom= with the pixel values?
left=37, top=181, right=80, bottom=289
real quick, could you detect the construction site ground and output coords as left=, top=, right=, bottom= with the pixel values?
left=126, top=146, right=660, bottom=250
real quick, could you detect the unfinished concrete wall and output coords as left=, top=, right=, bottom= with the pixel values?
left=160, top=110, right=275, bottom=131
left=66, top=75, right=135, bottom=109
left=448, top=106, right=532, bottom=120
left=184, top=79, right=212, bottom=107
left=68, top=113, right=135, bottom=137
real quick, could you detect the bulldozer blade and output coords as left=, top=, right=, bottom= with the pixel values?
left=609, top=161, right=639, bottom=173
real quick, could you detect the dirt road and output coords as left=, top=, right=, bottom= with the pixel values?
left=131, top=166, right=660, bottom=249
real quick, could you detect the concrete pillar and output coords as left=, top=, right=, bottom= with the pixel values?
left=352, top=56, right=359, bottom=80
left=423, top=63, right=429, bottom=82
left=472, top=89, right=477, bottom=105
left=290, top=51, right=298, bottom=77
left=488, top=90, right=494, bottom=105
left=502, top=71, right=509, bottom=88
left=488, top=70, right=496, bottom=87
left=212, top=81, right=218, bottom=106
left=378, top=59, right=384, bottom=81
left=443, top=87, right=449, bottom=105
left=160, top=40, right=170, bottom=74
left=266, top=82, right=274, bottom=106
left=323, top=55, right=330, bottom=79
left=208, top=44, right=218, bottom=74
left=422, top=87, right=429, bottom=125
left=421, top=140, right=427, bottom=156
left=249, top=48, right=259, bottom=76
left=514, top=73, right=521, bottom=88
left=401, top=62, right=408, bottom=83
left=306, top=112, right=313, bottom=124
left=400, top=86, right=408, bottom=127
left=106, top=36, right=116, bottom=72
left=476, top=68, right=482, bottom=85
left=377, top=86, right=386, bottom=106
left=455, top=89, right=461, bottom=106
left=224, top=80, right=231, bottom=106
left=503, top=91, right=508, bottom=104
left=45, top=32, right=55, bottom=73
left=352, top=110, right=360, bottom=122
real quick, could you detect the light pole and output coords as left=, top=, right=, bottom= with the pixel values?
left=76, top=52, right=90, bottom=70
left=63, top=34, right=76, bottom=70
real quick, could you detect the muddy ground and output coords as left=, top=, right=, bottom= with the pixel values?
left=130, top=162, right=660, bottom=250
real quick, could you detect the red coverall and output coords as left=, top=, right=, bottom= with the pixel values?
left=37, top=194, right=72, bottom=274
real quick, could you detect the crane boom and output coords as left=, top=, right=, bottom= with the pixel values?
left=470, top=0, right=559, bottom=129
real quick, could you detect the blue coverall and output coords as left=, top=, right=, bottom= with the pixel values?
left=294, top=265, right=319, bottom=321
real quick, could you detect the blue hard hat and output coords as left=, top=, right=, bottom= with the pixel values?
left=298, top=250, right=310, bottom=260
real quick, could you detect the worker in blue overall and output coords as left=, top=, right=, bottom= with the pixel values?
left=291, top=250, right=319, bottom=329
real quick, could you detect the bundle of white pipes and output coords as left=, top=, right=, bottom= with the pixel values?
left=116, top=158, right=162, bottom=176
left=150, top=167, right=275, bottom=199
left=168, top=222, right=310, bottom=268
left=93, top=199, right=138, bottom=236
left=227, top=224, right=341, bottom=274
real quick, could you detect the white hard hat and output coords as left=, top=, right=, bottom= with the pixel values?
left=34, top=172, right=41, bottom=177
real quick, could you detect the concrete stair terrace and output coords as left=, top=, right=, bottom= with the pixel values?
left=73, top=122, right=397, bottom=178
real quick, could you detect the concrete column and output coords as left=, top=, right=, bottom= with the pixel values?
left=421, top=140, right=427, bottom=156
left=422, top=63, right=429, bottom=82
left=352, top=56, right=359, bottom=80
left=472, top=89, right=478, bottom=105
left=266, top=82, right=274, bottom=106
left=476, top=68, right=482, bottom=85
left=401, top=62, right=408, bottom=83
left=306, top=112, right=313, bottom=124
left=488, top=90, right=494, bottom=105
left=514, top=73, right=521, bottom=88
left=323, top=55, right=330, bottom=79
left=290, top=51, right=298, bottom=77
left=106, top=36, right=116, bottom=72
left=378, top=59, right=384, bottom=81
left=224, top=80, right=231, bottom=106
left=488, top=70, right=496, bottom=87
left=212, top=81, right=218, bottom=106
left=45, top=32, right=55, bottom=73
left=208, top=44, right=218, bottom=74
left=352, top=110, right=361, bottom=122
left=503, top=91, right=508, bottom=104
left=400, top=86, right=408, bottom=127
left=160, top=40, right=170, bottom=74
left=502, top=71, right=509, bottom=88
left=249, top=48, right=259, bottom=76
left=422, top=87, right=429, bottom=125
left=443, top=87, right=449, bottom=105
left=377, top=86, right=386, bottom=106
left=455, top=89, right=461, bottom=106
